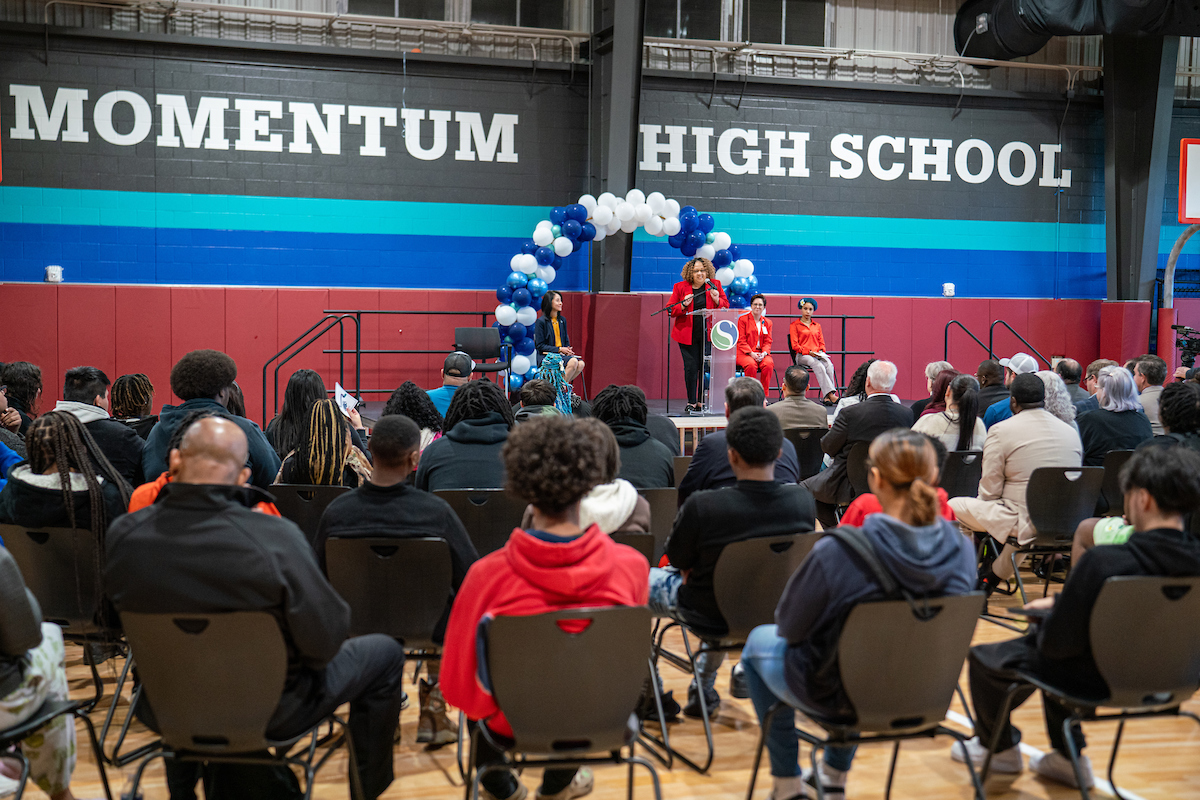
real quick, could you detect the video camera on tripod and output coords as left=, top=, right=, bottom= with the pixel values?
left=1172, top=324, right=1200, bottom=367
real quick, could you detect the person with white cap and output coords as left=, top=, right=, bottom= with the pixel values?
left=981, top=352, right=1039, bottom=428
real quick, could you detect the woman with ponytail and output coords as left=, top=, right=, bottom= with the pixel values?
left=913, top=373, right=986, bottom=451
left=738, top=429, right=976, bottom=800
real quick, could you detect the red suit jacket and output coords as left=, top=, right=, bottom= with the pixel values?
left=669, top=280, right=730, bottom=346
left=737, top=313, right=772, bottom=358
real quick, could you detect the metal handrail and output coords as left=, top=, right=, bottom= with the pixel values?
left=989, top=320, right=1051, bottom=367
left=944, top=320, right=991, bottom=362
left=262, top=313, right=360, bottom=427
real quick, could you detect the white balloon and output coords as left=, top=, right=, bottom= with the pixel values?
left=536, top=265, right=557, bottom=283
left=516, top=305, right=537, bottom=326
left=578, top=194, right=597, bottom=213
left=698, top=244, right=716, bottom=260
left=509, top=254, right=523, bottom=271
left=663, top=217, right=682, bottom=236
left=635, top=203, right=654, bottom=223
left=647, top=191, right=666, bottom=214
left=511, top=354, right=532, bottom=375
left=625, top=188, right=646, bottom=206
left=715, top=267, right=735, bottom=286
left=553, top=236, right=574, bottom=257
left=535, top=219, right=552, bottom=230
left=712, top=232, right=732, bottom=251
left=606, top=217, right=622, bottom=234
left=519, top=253, right=539, bottom=274
left=734, top=258, right=754, bottom=278
left=665, top=199, right=681, bottom=217
left=591, top=205, right=614, bottom=226
left=593, top=224, right=608, bottom=241
left=644, top=215, right=664, bottom=236
left=496, top=304, right=517, bottom=326
left=620, top=217, right=639, bottom=233
left=533, top=227, right=554, bottom=246
left=597, top=192, right=619, bottom=209
left=615, top=202, right=635, bottom=221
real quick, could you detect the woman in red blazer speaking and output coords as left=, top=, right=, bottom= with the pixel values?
left=736, top=293, right=774, bottom=393
left=669, top=257, right=729, bottom=414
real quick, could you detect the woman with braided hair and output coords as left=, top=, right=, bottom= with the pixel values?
left=275, top=399, right=371, bottom=488
left=416, top=379, right=514, bottom=492
left=111, top=372, right=158, bottom=439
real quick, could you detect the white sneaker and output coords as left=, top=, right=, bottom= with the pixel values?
left=799, top=762, right=847, bottom=798
left=536, top=768, right=594, bottom=800
left=950, top=736, right=1024, bottom=774
left=1030, top=749, right=1094, bottom=789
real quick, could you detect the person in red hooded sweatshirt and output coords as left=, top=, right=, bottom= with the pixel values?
left=440, top=415, right=649, bottom=800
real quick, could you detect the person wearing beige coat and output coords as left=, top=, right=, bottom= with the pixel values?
left=949, top=374, right=1082, bottom=579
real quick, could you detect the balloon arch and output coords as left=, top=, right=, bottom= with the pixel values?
left=493, top=189, right=758, bottom=391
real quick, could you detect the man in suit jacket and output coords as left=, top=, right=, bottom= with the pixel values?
left=767, top=366, right=828, bottom=431
left=678, top=377, right=801, bottom=505
left=1072, top=358, right=1118, bottom=418
left=800, top=360, right=913, bottom=528
left=950, top=374, right=1083, bottom=581
left=1055, top=358, right=1090, bottom=403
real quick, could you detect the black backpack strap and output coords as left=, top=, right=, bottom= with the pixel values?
left=831, top=527, right=935, bottom=618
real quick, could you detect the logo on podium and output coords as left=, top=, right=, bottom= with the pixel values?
left=711, top=319, right=738, bottom=351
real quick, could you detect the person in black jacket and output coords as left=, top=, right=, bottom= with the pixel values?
left=649, top=406, right=817, bottom=718
left=315, top=414, right=478, bottom=747
left=975, top=360, right=1009, bottom=413
left=592, top=384, right=675, bottom=490
left=111, top=372, right=159, bottom=440
left=106, top=416, right=405, bottom=800
left=952, top=445, right=1200, bottom=790
left=533, top=290, right=585, bottom=384
left=801, top=361, right=914, bottom=528
left=1077, top=365, right=1153, bottom=466
left=415, top=379, right=514, bottom=492
left=678, top=377, right=801, bottom=505
left=0, top=361, right=42, bottom=436
left=52, top=366, right=145, bottom=487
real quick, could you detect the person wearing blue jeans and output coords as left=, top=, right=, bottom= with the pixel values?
left=741, top=429, right=976, bottom=800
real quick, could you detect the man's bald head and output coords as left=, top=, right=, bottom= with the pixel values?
left=168, top=416, right=251, bottom=486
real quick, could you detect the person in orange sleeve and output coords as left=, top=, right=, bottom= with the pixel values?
left=736, top=294, right=774, bottom=394
left=668, top=257, right=729, bottom=415
left=788, top=298, right=838, bottom=405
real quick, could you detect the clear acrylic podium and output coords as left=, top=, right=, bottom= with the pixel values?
left=687, top=307, right=742, bottom=414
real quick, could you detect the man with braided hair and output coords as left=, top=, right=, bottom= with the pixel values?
left=110, top=373, right=157, bottom=439
left=143, top=349, right=280, bottom=489
left=416, top=379, right=514, bottom=492
left=592, top=384, right=675, bottom=490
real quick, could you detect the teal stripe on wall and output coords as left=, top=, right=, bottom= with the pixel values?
left=0, top=185, right=1111, bottom=253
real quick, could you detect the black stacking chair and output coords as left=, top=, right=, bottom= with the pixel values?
left=782, top=427, right=827, bottom=481
left=844, top=441, right=872, bottom=499
left=0, top=699, right=113, bottom=800
left=119, top=611, right=361, bottom=800
left=1007, top=466, right=1104, bottom=604
left=984, top=576, right=1200, bottom=799
left=270, top=484, right=351, bottom=547
left=611, top=531, right=655, bottom=562
left=466, top=607, right=661, bottom=800
left=941, top=450, right=984, bottom=500
left=646, top=533, right=821, bottom=773
left=673, top=456, right=692, bottom=488
left=638, top=487, right=678, bottom=565
left=746, top=593, right=986, bottom=800
left=435, top=489, right=527, bottom=556
left=454, top=328, right=511, bottom=376
left=1095, top=449, right=1134, bottom=517
left=325, top=536, right=452, bottom=651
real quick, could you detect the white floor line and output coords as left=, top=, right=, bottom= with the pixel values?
left=944, top=709, right=1148, bottom=800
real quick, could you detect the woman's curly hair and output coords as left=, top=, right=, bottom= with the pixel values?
left=680, top=257, right=715, bottom=283
left=503, top=415, right=608, bottom=514
left=383, top=380, right=444, bottom=433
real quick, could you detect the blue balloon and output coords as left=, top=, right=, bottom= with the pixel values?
left=729, top=244, right=742, bottom=260
left=508, top=373, right=526, bottom=392
left=549, top=207, right=567, bottom=224
left=508, top=321, right=527, bottom=341
left=698, top=213, right=715, bottom=233
left=712, top=249, right=732, bottom=267
left=730, top=277, right=749, bottom=295
left=497, top=324, right=510, bottom=338
left=681, top=241, right=698, bottom=257
left=680, top=210, right=699, bottom=232
left=535, top=246, right=555, bottom=266
left=511, top=288, right=532, bottom=308
left=746, top=275, right=759, bottom=294
left=729, top=294, right=748, bottom=309
left=492, top=320, right=502, bottom=329
left=580, top=222, right=596, bottom=241
left=552, top=255, right=563, bottom=269
left=515, top=336, right=536, bottom=356
left=506, top=271, right=528, bottom=289
left=562, top=219, right=582, bottom=240
left=566, top=203, right=588, bottom=222
left=686, top=230, right=705, bottom=249
left=571, top=239, right=582, bottom=252
left=668, top=232, right=686, bottom=249
left=521, top=240, right=538, bottom=255
left=681, top=205, right=697, bottom=216
left=527, top=277, right=548, bottom=297
left=497, top=286, right=513, bottom=303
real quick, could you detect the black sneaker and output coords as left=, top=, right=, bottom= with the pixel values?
left=682, top=682, right=720, bottom=719
left=637, top=688, right=680, bottom=723
left=729, top=662, right=749, bottom=699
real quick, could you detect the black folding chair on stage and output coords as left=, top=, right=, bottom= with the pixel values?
left=454, top=328, right=512, bottom=380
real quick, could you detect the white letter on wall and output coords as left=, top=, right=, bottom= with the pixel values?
left=639, top=124, right=688, bottom=172
left=692, top=127, right=714, bottom=174
left=717, top=128, right=761, bottom=175
left=867, top=135, right=905, bottom=181
left=9, top=85, right=89, bottom=142
left=157, top=95, right=229, bottom=149
left=1039, top=144, right=1072, bottom=188
left=234, top=99, right=283, bottom=152
left=93, top=90, right=152, bottom=146
left=289, top=103, right=345, bottom=155
left=829, top=134, right=864, bottom=179
left=764, top=131, right=810, bottom=177
left=347, top=105, right=398, bottom=157
left=997, top=141, right=1036, bottom=186
left=908, top=138, right=952, bottom=181
left=954, top=139, right=995, bottom=184
left=454, top=112, right=518, bottom=162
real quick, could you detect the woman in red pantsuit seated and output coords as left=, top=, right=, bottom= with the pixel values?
left=736, top=294, right=774, bottom=394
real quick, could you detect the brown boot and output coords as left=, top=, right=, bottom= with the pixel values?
left=417, top=677, right=459, bottom=746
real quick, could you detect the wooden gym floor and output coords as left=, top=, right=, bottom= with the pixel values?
left=57, top=577, right=1200, bottom=800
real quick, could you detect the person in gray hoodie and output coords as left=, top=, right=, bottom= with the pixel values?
left=54, top=365, right=145, bottom=487
left=739, top=428, right=977, bottom=800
